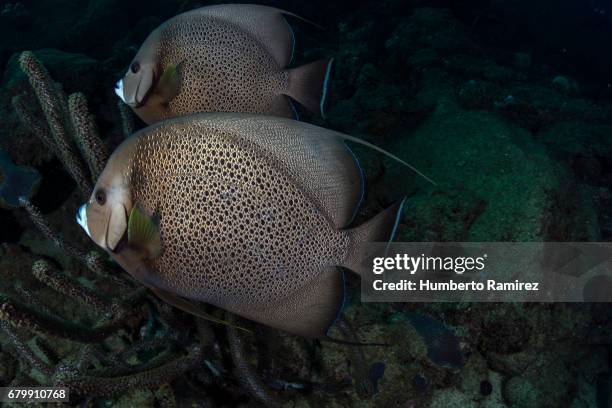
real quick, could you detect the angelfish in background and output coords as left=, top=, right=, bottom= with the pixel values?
left=75, top=113, right=427, bottom=338
left=115, top=4, right=333, bottom=124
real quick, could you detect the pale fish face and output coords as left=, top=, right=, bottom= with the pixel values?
left=76, top=178, right=132, bottom=253
left=115, top=60, right=156, bottom=108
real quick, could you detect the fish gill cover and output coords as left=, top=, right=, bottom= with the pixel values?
left=0, top=0, right=609, bottom=407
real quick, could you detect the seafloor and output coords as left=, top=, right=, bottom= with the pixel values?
left=0, top=0, right=611, bottom=407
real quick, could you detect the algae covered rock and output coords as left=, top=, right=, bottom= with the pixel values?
left=503, top=376, right=541, bottom=408
left=430, top=387, right=477, bottom=408
left=391, top=93, right=564, bottom=241
left=386, top=8, right=479, bottom=69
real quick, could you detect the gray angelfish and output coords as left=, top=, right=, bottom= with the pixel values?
left=77, top=113, right=418, bottom=338
left=115, top=4, right=333, bottom=124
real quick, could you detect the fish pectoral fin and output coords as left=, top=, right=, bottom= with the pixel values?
left=156, top=62, right=181, bottom=102
left=150, top=287, right=251, bottom=333
left=127, top=205, right=162, bottom=259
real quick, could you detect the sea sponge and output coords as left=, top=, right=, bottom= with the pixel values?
left=0, top=149, right=40, bottom=208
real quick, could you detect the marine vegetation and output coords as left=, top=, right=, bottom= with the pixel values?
left=2, top=50, right=205, bottom=399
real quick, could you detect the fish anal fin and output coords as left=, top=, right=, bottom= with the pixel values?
left=231, top=267, right=345, bottom=338
left=267, top=94, right=297, bottom=119
left=343, top=198, right=407, bottom=277
left=151, top=287, right=251, bottom=333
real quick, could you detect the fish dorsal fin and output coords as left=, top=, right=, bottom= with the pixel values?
left=193, top=4, right=305, bottom=67
left=339, top=134, right=437, bottom=186
left=229, top=267, right=345, bottom=338
left=150, top=287, right=251, bottom=333
left=202, top=114, right=364, bottom=229
left=128, top=205, right=162, bottom=259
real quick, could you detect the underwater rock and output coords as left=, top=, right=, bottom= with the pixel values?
left=332, top=20, right=379, bottom=100
left=457, top=80, right=502, bottom=111
left=459, top=351, right=490, bottom=401
left=402, top=313, right=464, bottom=370
left=389, top=77, right=568, bottom=241
left=552, top=75, right=579, bottom=95
left=412, top=373, right=428, bottom=392
left=480, top=371, right=508, bottom=408
left=430, top=387, right=477, bottom=408
left=0, top=2, right=28, bottom=19
left=503, top=376, right=541, bottom=408
left=0, top=149, right=40, bottom=208
left=480, top=380, right=493, bottom=396
left=386, top=8, right=479, bottom=70
left=513, top=52, right=531, bottom=70
left=367, top=361, right=385, bottom=392
left=479, top=317, right=530, bottom=355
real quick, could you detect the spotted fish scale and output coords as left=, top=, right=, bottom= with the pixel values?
left=80, top=113, right=404, bottom=337
left=156, top=15, right=286, bottom=121
left=127, top=122, right=348, bottom=307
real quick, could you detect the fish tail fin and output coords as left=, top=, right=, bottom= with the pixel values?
left=285, top=58, right=334, bottom=118
left=342, top=197, right=406, bottom=277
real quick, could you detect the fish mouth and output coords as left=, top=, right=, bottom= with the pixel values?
left=115, top=77, right=150, bottom=108
left=114, top=79, right=126, bottom=103
left=110, top=229, right=129, bottom=254
left=76, top=204, right=90, bottom=237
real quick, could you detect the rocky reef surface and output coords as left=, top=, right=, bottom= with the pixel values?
left=0, top=0, right=610, bottom=407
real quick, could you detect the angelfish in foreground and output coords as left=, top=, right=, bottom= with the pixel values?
left=115, top=4, right=333, bottom=124
left=76, top=113, right=420, bottom=338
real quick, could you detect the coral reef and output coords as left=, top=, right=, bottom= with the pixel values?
left=0, top=2, right=610, bottom=407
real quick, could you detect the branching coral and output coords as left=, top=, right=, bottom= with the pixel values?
left=227, top=314, right=283, bottom=408
left=53, top=345, right=203, bottom=397
left=0, top=51, right=206, bottom=403
left=67, top=93, right=108, bottom=181
left=117, top=100, right=136, bottom=138
left=13, top=51, right=93, bottom=196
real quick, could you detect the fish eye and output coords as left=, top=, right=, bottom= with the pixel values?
left=95, top=189, right=107, bottom=205
left=130, top=61, right=141, bottom=74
